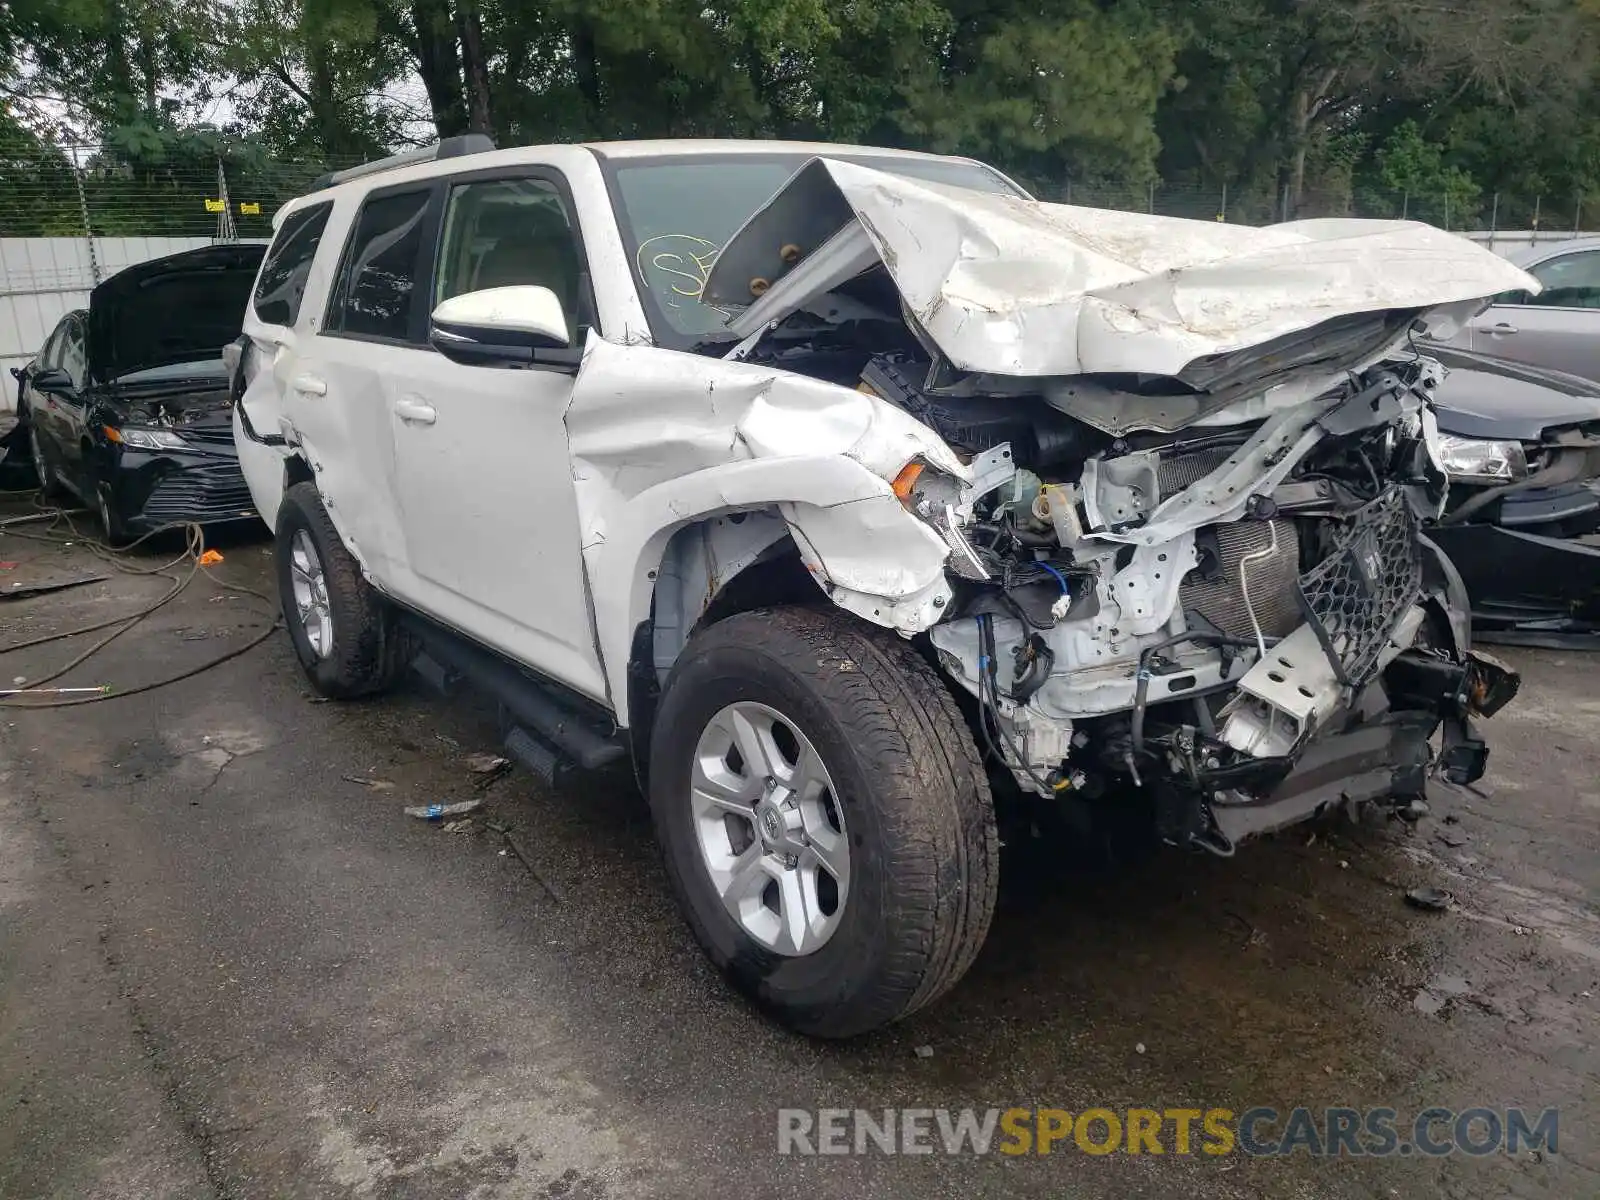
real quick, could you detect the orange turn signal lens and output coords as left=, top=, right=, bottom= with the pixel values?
left=892, top=461, right=925, bottom=501
left=101, top=425, right=123, bottom=443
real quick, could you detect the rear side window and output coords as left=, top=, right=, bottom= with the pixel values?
left=325, top=189, right=433, bottom=342
left=253, top=202, right=333, bottom=326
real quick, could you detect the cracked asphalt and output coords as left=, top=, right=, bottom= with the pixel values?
left=0, top=496, right=1596, bottom=1199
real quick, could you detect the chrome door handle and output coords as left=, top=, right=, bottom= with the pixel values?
left=292, top=374, right=328, bottom=396
left=394, top=398, right=437, bottom=425
left=1486, top=322, right=1518, bottom=335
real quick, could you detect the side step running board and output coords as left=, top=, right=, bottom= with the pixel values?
left=403, top=620, right=625, bottom=775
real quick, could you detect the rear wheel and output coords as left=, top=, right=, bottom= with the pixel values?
left=274, top=482, right=410, bottom=698
left=26, top=420, right=66, bottom=500
left=649, top=606, right=998, bottom=1037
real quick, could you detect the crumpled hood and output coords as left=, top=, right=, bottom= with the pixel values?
left=703, top=158, right=1537, bottom=380
left=89, top=244, right=265, bottom=385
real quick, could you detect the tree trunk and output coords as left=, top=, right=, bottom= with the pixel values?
left=1288, top=85, right=1312, bottom=214
left=572, top=23, right=601, bottom=120
left=137, top=34, right=158, bottom=115
left=410, top=0, right=468, bottom=138
left=306, top=39, right=344, bottom=158
left=456, top=1, right=493, bottom=135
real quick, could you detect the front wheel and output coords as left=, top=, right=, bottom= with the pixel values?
left=649, top=606, right=998, bottom=1037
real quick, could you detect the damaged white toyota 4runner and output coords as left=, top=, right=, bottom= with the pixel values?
left=232, top=137, right=1527, bottom=1036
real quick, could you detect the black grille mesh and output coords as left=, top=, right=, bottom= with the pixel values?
left=141, top=460, right=255, bottom=524
left=1296, top=488, right=1422, bottom=685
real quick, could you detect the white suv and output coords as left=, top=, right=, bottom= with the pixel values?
left=233, top=136, right=1523, bottom=1036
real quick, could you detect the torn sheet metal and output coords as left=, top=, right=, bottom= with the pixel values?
left=704, top=158, right=1538, bottom=381
left=565, top=338, right=964, bottom=716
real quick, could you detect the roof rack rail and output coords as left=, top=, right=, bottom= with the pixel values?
left=307, top=134, right=496, bottom=193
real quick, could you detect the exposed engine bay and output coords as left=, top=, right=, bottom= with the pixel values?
left=704, top=309, right=1521, bottom=850
left=141, top=388, right=234, bottom=425
left=859, top=350, right=1521, bottom=848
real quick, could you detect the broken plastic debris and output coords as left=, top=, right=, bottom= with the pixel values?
left=465, top=753, right=510, bottom=775
left=197, top=549, right=224, bottom=565
left=913, top=1045, right=934, bottom=1059
left=405, top=799, right=484, bottom=822
left=1404, top=886, right=1453, bottom=912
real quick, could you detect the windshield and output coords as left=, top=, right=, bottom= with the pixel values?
left=601, top=152, right=1021, bottom=347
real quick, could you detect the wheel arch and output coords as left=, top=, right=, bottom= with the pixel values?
left=588, top=454, right=954, bottom=729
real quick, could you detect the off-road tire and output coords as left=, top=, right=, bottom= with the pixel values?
left=275, top=481, right=409, bottom=699
left=649, top=606, right=999, bottom=1037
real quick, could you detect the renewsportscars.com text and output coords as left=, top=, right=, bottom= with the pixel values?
left=776, top=1106, right=1559, bottom=1158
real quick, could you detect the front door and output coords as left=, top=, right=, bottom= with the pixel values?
left=385, top=170, right=607, bottom=703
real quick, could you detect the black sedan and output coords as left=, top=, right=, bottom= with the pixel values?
left=1428, top=346, right=1600, bottom=646
left=12, top=243, right=264, bottom=542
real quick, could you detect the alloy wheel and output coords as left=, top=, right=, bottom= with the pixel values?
left=288, top=530, right=334, bottom=659
left=689, top=701, right=850, bottom=956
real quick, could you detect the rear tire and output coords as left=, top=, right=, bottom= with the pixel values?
left=649, top=606, right=998, bottom=1037
left=275, top=481, right=409, bottom=698
left=25, top=415, right=67, bottom=500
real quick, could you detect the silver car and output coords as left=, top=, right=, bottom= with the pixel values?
left=1437, top=237, right=1600, bottom=381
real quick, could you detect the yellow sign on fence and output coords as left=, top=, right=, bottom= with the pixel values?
left=239, top=202, right=261, bottom=215
left=204, top=198, right=224, bottom=212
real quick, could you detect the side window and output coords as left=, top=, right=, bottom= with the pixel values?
left=253, top=201, right=333, bottom=326
left=1528, top=250, right=1600, bottom=309
left=59, top=319, right=88, bottom=387
left=434, top=177, right=588, bottom=340
left=325, top=188, right=432, bottom=342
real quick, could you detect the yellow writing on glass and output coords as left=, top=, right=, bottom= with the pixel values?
left=635, top=233, right=727, bottom=314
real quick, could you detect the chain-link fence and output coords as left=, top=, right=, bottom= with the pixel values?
left=0, top=148, right=364, bottom=244
left=3, top=145, right=1598, bottom=245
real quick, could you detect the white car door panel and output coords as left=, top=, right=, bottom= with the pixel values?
left=382, top=169, right=608, bottom=701
left=386, top=353, right=606, bottom=702
left=289, top=337, right=413, bottom=584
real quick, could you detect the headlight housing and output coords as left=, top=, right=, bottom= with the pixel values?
left=1433, top=434, right=1529, bottom=484
left=108, top=425, right=188, bottom=450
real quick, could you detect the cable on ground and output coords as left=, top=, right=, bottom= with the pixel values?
left=0, top=492, right=282, bottom=708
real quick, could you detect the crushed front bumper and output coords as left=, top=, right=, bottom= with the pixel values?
left=1196, top=646, right=1519, bottom=845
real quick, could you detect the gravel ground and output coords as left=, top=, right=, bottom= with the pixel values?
left=0, top=499, right=1594, bottom=1199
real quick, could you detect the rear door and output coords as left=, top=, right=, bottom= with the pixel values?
left=24, top=322, right=68, bottom=461
left=288, top=184, right=441, bottom=588
left=52, top=316, right=92, bottom=480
